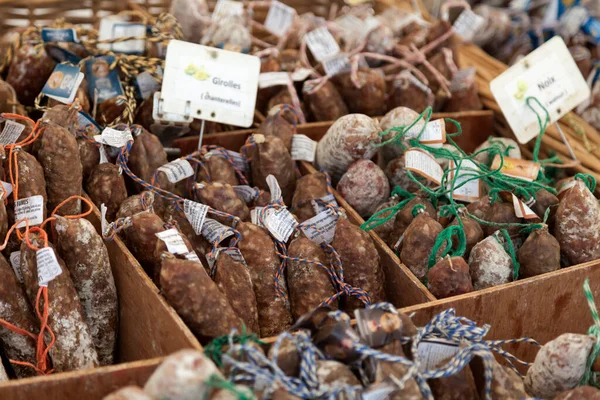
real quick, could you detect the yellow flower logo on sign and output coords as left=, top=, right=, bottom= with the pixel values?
left=514, top=80, right=527, bottom=101
left=184, top=64, right=210, bottom=81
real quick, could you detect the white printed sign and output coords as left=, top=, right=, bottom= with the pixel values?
left=201, top=218, right=235, bottom=244
left=291, top=134, right=317, bottom=162
left=95, top=127, right=133, bottom=148
left=447, top=159, right=480, bottom=203
left=156, top=229, right=189, bottom=255
left=0, top=120, right=25, bottom=145
left=161, top=41, right=260, bottom=128
left=300, top=209, right=338, bottom=244
left=158, top=159, right=194, bottom=183
left=15, top=195, right=44, bottom=228
left=264, top=1, right=296, bottom=37
left=36, top=247, right=62, bottom=287
left=266, top=175, right=282, bottom=203
left=305, top=27, right=340, bottom=62
left=491, top=37, right=591, bottom=144
left=259, top=72, right=290, bottom=89
left=9, top=252, right=22, bottom=283
left=452, top=10, right=485, bottom=42
left=263, top=207, right=298, bottom=242
left=98, top=16, right=146, bottom=54
left=404, top=149, right=443, bottom=185
left=184, top=199, right=209, bottom=234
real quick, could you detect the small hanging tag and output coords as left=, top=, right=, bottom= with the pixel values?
left=183, top=199, right=209, bottom=235
left=304, top=27, right=340, bottom=62
left=258, top=72, right=291, bottom=89
left=491, top=155, right=541, bottom=182
left=135, top=69, right=162, bottom=100
left=291, top=68, right=313, bottom=82
left=266, top=175, right=282, bottom=203
left=100, top=204, right=109, bottom=236
left=15, top=195, right=44, bottom=228
left=9, top=252, right=23, bottom=283
left=212, top=0, right=244, bottom=21
left=157, top=159, right=194, bottom=183
left=156, top=229, right=189, bottom=255
left=84, top=56, right=125, bottom=104
left=447, top=159, right=481, bottom=203
left=559, top=6, right=588, bottom=39
left=36, top=247, right=63, bottom=287
left=511, top=194, right=539, bottom=219
left=41, top=28, right=78, bottom=43
left=264, top=0, right=296, bottom=37
left=406, top=119, right=447, bottom=147
left=99, top=145, right=109, bottom=164
left=263, top=207, right=298, bottom=242
left=207, top=247, right=247, bottom=270
left=205, top=149, right=249, bottom=172
left=311, top=194, right=337, bottom=215
left=291, top=134, right=317, bottom=162
left=42, top=64, right=84, bottom=104
left=98, top=16, right=146, bottom=54
left=95, top=127, right=134, bottom=148
left=404, top=149, right=443, bottom=185
left=201, top=218, right=235, bottom=244
left=185, top=251, right=202, bottom=263
left=335, top=14, right=366, bottom=43
left=0, top=120, right=25, bottom=145
left=323, top=53, right=351, bottom=77
left=417, top=339, right=460, bottom=373
left=251, top=207, right=263, bottom=226
left=490, top=36, right=590, bottom=144
left=452, top=9, right=485, bottom=42
left=233, top=185, right=259, bottom=203
left=77, top=111, right=102, bottom=135
left=0, top=181, right=13, bottom=201
left=300, top=208, right=338, bottom=244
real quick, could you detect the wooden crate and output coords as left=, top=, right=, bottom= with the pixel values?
left=0, top=205, right=201, bottom=400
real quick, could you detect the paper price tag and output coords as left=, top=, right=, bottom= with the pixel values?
left=77, top=111, right=101, bottom=135
left=0, top=120, right=25, bottom=145
left=15, top=195, right=44, bottom=228
left=266, top=175, right=282, bottom=203
left=205, top=149, right=249, bottom=172
left=263, top=207, right=298, bottom=242
left=207, top=247, right=247, bottom=270
left=452, top=9, right=485, bottom=42
left=490, top=37, right=591, bottom=144
left=264, top=1, right=296, bottom=37
left=95, top=127, right=133, bottom=148
left=41, top=28, right=78, bottom=43
left=491, top=155, right=540, bottom=182
left=300, top=209, right=338, bottom=244
left=185, top=252, right=202, bottom=264
left=0, top=181, right=13, bottom=201
left=98, top=145, right=109, bottom=164
left=259, top=72, right=290, bottom=89
left=417, top=339, right=460, bottom=372
left=447, top=159, right=481, bottom=203
left=291, top=68, right=312, bottom=82
left=251, top=207, right=263, bottom=226
left=311, top=194, right=337, bottom=215
left=84, top=56, right=124, bottom=103
left=9, top=251, right=23, bottom=283
left=42, top=64, right=84, bottom=104
left=335, top=14, right=366, bottom=42
left=98, top=17, right=146, bottom=54
left=234, top=185, right=259, bottom=203
left=201, top=218, right=235, bottom=244
left=291, top=134, right=317, bottom=162
left=323, top=53, right=351, bottom=77
left=406, top=119, right=446, bottom=147
left=184, top=199, right=209, bottom=234
left=157, top=159, right=194, bottom=183
left=512, top=194, right=538, bottom=219
left=161, top=41, right=260, bottom=128
left=100, top=204, right=109, bottom=237
left=36, top=247, right=62, bottom=287
left=305, top=27, right=340, bottom=62
left=212, top=0, right=244, bottom=21
left=156, top=229, right=189, bottom=255
left=404, top=149, right=443, bottom=185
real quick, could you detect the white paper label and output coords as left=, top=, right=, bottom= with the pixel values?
left=305, top=27, right=340, bottom=62
left=512, top=194, right=538, bottom=219
left=0, top=181, right=13, bottom=200
left=335, top=14, right=366, bottom=42
left=291, top=68, right=312, bottom=81
left=205, top=149, right=249, bottom=172
left=417, top=339, right=460, bottom=372
left=259, top=72, right=290, bottom=89
left=452, top=10, right=485, bottom=42
left=161, top=41, right=260, bottom=128
left=300, top=209, right=338, bottom=244
left=263, top=207, right=298, bottom=242
left=156, top=229, right=189, bottom=255
left=264, top=0, right=296, bottom=37
left=447, top=159, right=480, bottom=203
left=404, top=149, right=443, bottom=185
left=9, top=251, right=22, bottom=283
left=184, top=199, right=209, bottom=234
left=212, top=0, right=244, bottom=21
left=158, top=159, right=194, bottom=183
left=311, top=194, right=337, bottom=215
left=185, top=251, right=202, bottom=263
left=100, top=203, right=109, bottom=236
left=251, top=207, right=263, bottom=226
left=15, top=195, right=44, bottom=228
left=266, top=174, right=282, bottom=203
left=323, top=53, right=351, bottom=77
left=99, top=145, right=109, bottom=164
left=95, top=127, right=133, bottom=148
left=406, top=119, right=446, bottom=147
left=0, top=120, right=25, bottom=145
left=207, top=247, right=247, bottom=270
left=490, top=37, right=591, bottom=144
left=98, top=17, right=146, bottom=54
left=201, top=218, right=235, bottom=244
left=291, top=134, right=317, bottom=162
left=36, top=247, right=62, bottom=287
left=234, top=185, right=259, bottom=203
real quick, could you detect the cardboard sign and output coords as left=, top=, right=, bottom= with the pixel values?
left=490, top=37, right=590, bottom=144
left=161, top=41, right=260, bottom=127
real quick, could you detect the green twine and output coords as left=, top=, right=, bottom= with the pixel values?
left=427, top=225, right=467, bottom=270
left=373, top=107, right=433, bottom=148
left=488, top=136, right=515, bottom=157
left=493, top=229, right=520, bottom=281
left=361, top=188, right=416, bottom=231
left=580, top=278, right=600, bottom=388
left=205, top=374, right=256, bottom=400
left=525, top=96, right=550, bottom=163
left=575, top=173, right=597, bottom=193
left=411, top=203, right=425, bottom=217
left=203, top=326, right=263, bottom=367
